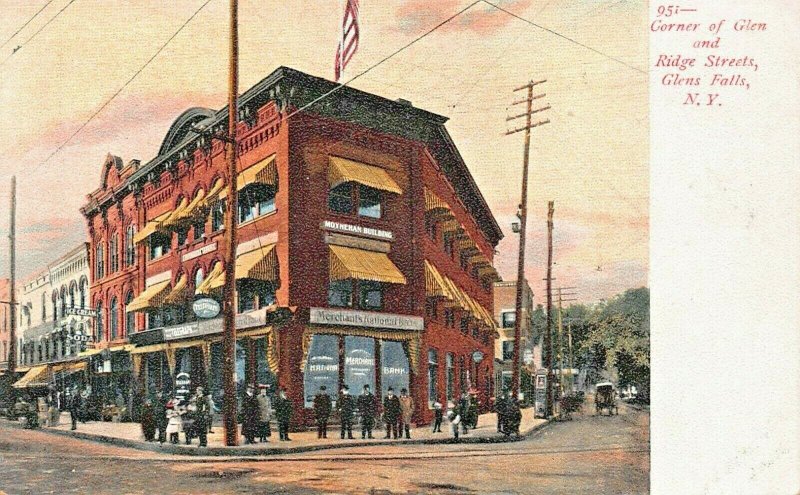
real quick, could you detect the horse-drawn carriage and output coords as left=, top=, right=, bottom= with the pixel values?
left=594, top=382, right=618, bottom=416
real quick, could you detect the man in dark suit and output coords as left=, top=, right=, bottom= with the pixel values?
left=382, top=387, right=401, bottom=439
left=274, top=388, right=293, bottom=441
left=313, top=385, right=332, bottom=439
left=357, top=385, right=376, bottom=439
left=337, top=385, right=356, bottom=440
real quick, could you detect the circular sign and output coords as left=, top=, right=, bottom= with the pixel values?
left=193, top=298, right=221, bottom=319
left=472, top=350, right=484, bottom=363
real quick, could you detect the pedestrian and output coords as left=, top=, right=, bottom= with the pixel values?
left=496, top=392, right=508, bottom=434
left=458, top=393, right=470, bottom=434
left=140, top=398, right=156, bottom=442
left=432, top=401, right=443, bottom=433
left=274, top=388, right=293, bottom=441
left=262, top=385, right=272, bottom=438
left=68, top=389, right=81, bottom=431
left=184, top=396, right=197, bottom=445
left=165, top=400, right=183, bottom=444
left=507, top=396, right=522, bottom=437
left=467, top=392, right=479, bottom=429
left=398, top=388, right=413, bottom=439
left=357, top=384, right=376, bottom=439
left=194, top=387, right=209, bottom=448
left=256, top=384, right=273, bottom=443
left=313, top=385, right=332, bottom=439
left=337, top=385, right=355, bottom=439
left=155, top=391, right=168, bottom=444
left=446, top=402, right=461, bottom=441
left=382, top=387, right=401, bottom=439
left=241, top=384, right=260, bottom=444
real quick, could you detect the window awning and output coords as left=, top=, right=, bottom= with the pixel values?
left=329, top=156, right=403, bottom=195
left=194, top=178, right=225, bottom=213
left=206, top=244, right=279, bottom=291
left=126, top=280, right=171, bottom=313
left=164, top=190, right=205, bottom=230
left=424, top=260, right=451, bottom=299
left=424, top=188, right=452, bottom=214
left=440, top=219, right=465, bottom=236
left=456, top=238, right=480, bottom=255
left=160, top=197, right=189, bottom=231
left=329, top=244, right=406, bottom=284
left=133, top=211, right=172, bottom=244
left=477, top=265, right=500, bottom=281
left=468, top=255, right=491, bottom=268
left=13, top=365, right=49, bottom=388
left=219, top=156, right=278, bottom=200
left=163, top=273, right=191, bottom=305
left=195, top=262, right=224, bottom=295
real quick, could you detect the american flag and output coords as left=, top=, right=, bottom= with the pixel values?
left=335, top=0, right=360, bottom=82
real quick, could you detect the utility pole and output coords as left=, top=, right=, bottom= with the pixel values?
left=8, top=176, right=16, bottom=373
left=556, top=287, right=564, bottom=393
left=554, top=287, right=577, bottom=394
left=567, top=321, right=574, bottom=393
left=221, top=0, right=240, bottom=447
left=505, top=79, right=550, bottom=400
left=544, top=201, right=554, bottom=416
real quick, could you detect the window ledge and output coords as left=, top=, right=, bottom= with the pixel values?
left=238, top=208, right=278, bottom=228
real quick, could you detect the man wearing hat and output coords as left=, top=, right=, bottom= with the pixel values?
left=382, top=387, right=401, bottom=439
left=274, top=388, right=293, bottom=441
left=337, top=385, right=355, bottom=440
left=256, top=384, right=273, bottom=443
left=313, top=385, right=332, bottom=439
left=357, top=385, right=376, bottom=439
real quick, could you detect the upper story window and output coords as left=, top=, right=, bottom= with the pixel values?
left=358, top=186, right=382, bottom=218
left=444, top=308, right=455, bottom=328
left=237, top=279, right=276, bottom=313
left=328, top=183, right=385, bottom=219
left=79, top=279, right=88, bottom=309
left=109, top=297, right=119, bottom=340
left=239, top=183, right=277, bottom=223
left=328, top=183, right=353, bottom=214
left=327, top=279, right=384, bottom=311
left=502, top=341, right=514, bottom=361
left=149, top=231, right=171, bottom=260
left=52, top=292, right=58, bottom=322
left=109, top=233, right=119, bottom=273
left=501, top=311, right=516, bottom=329
left=41, top=293, right=46, bottom=322
left=125, top=292, right=135, bottom=335
left=95, top=242, right=105, bottom=279
left=211, top=200, right=226, bottom=232
left=443, top=233, right=455, bottom=258
left=192, top=217, right=206, bottom=243
left=125, top=225, right=136, bottom=267
left=95, top=302, right=104, bottom=342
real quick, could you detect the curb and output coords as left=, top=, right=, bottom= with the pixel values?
left=2, top=417, right=553, bottom=457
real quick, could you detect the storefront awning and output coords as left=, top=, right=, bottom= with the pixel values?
left=329, top=245, right=406, bottom=284
left=126, top=280, right=171, bottom=313
left=78, top=348, right=103, bottom=358
left=133, top=211, right=172, bottom=244
left=196, top=262, right=224, bottom=295
left=164, top=273, right=191, bottom=305
left=205, top=244, right=279, bottom=292
left=329, top=156, right=402, bottom=194
left=52, top=361, right=87, bottom=378
left=159, top=197, right=189, bottom=231
left=130, top=343, right=170, bottom=355
left=13, top=365, right=49, bottom=388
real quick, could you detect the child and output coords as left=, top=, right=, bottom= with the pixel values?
left=432, top=401, right=443, bottom=433
left=165, top=400, right=183, bottom=445
left=446, top=402, right=461, bottom=441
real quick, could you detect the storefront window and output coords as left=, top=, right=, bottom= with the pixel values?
left=303, top=334, right=340, bottom=407
left=344, top=336, right=375, bottom=399
left=146, top=352, right=172, bottom=398
left=328, top=280, right=353, bottom=307
left=381, top=340, right=409, bottom=398
left=427, top=349, right=439, bottom=406
left=254, top=337, right=277, bottom=390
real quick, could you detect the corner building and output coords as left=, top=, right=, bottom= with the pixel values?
left=81, top=67, right=502, bottom=425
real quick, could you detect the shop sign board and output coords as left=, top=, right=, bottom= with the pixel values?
left=309, top=308, right=423, bottom=331
left=321, top=220, right=394, bottom=241
left=175, top=372, right=191, bottom=401
left=192, top=298, right=221, bottom=319
left=161, top=308, right=268, bottom=341
left=65, top=307, right=97, bottom=317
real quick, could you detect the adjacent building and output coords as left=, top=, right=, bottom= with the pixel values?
left=80, top=67, right=502, bottom=424
left=0, top=278, right=10, bottom=370
left=493, top=279, right=534, bottom=397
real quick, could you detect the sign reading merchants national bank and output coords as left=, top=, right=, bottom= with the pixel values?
left=310, top=308, right=423, bottom=331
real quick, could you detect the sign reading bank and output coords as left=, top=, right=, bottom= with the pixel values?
left=310, top=308, right=423, bottom=331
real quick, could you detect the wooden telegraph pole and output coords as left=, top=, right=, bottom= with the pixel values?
left=544, top=201, right=554, bottom=416
left=221, top=0, right=240, bottom=447
left=505, top=80, right=549, bottom=400
left=8, top=176, right=16, bottom=373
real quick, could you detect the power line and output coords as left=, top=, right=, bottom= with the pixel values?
left=25, top=0, right=214, bottom=179
left=0, top=0, right=77, bottom=67
left=480, top=0, right=647, bottom=75
left=0, top=0, right=56, bottom=51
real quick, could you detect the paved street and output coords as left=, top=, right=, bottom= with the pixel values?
left=0, top=404, right=648, bottom=495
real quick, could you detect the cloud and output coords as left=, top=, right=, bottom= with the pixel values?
left=394, top=0, right=534, bottom=35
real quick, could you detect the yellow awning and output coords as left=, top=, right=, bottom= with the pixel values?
left=424, top=188, right=451, bottom=213
left=468, top=255, right=491, bottom=268
left=52, top=361, right=87, bottom=375
left=239, top=155, right=277, bottom=189
left=440, top=219, right=464, bottom=235
left=195, top=178, right=225, bottom=212
left=160, top=197, right=189, bottom=230
left=164, top=273, right=191, bottom=305
left=477, top=265, right=500, bottom=281
left=13, top=365, right=49, bottom=388
left=442, top=276, right=470, bottom=311
left=126, top=280, right=171, bottom=313
left=329, top=156, right=403, bottom=194
left=164, top=190, right=206, bottom=230
left=424, top=260, right=452, bottom=299
left=329, top=245, right=406, bottom=284
left=206, top=244, right=279, bottom=291
left=196, top=261, right=224, bottom=295
left=133, top=211, right=172, bottom=244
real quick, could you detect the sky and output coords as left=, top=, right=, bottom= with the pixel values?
left=0, top=0, right=647, bottom=306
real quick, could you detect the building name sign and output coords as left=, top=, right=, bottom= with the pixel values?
left=321, top=220, right=394, bottom=241
left=162, top=308, right=268, bottom=341
left=310, top=308, right=423, bottom=331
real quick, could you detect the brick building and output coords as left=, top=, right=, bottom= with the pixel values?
left=80, top=67, right=502, bottom=425
left=493, top=279, right=534, bottom=398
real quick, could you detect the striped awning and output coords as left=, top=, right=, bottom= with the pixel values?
left=13, top=365, right=49, bottom=388
left=206, top=244, right=279, bottom=291
left=329, top=156, right=402, bottom=194
left=160, top=197, right=189, bottom=231
left=195, top=178, right=226, bottom=213
left=456, top=238, right=480, bottom=255
left=424, top=261, right=447, bottom=298
left=477, top=265, right=501, bottom=281
left=133, top=211, right=172, bottom=244
left=440, top=219, right=465, bottom=236
left=219, top=156, right=278, bottom=199
left=468, top=255, right=491, bottom=268
left=126, top=280, right=171, bottom=313
left=163, top=273, right=191, bottom=306
left=163, top=189, right=206, bottom=230
left=424, top=188, right=451, bottom=213
left=329, top=245, right=406, bottom=284
left=196, top=261, right=224, bottom=295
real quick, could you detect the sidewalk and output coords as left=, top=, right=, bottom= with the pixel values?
left=22, top=407, right=549, bottom=457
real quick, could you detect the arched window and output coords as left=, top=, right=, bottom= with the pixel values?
left=95, top=301, right=104, bottom=342
left=109, top=232, right=119, bottom=273
left=109, top=297, right=119, bottom=340
left=95, top=241, right=105, bottom=279
left=194, top=267, right=204, bottom=290
left=69, top=282, right=76, bottom=309
left=60, top=286, right=67, bottom=317
left=79, top=278, right=88, bottom=308
left=125, top=224, right=137, bottom=267
left=52, top=291, right=58, bottom=322
left=125, top=292, right=135, bottom=335
left=41, top=292, right=46, bottom=322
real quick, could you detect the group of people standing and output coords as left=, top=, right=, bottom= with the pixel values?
left=139, top=387, right=213, bottom=447
left=240, top=384, right=294, bottom=443
left=308, top=385, right=415, bottom=440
